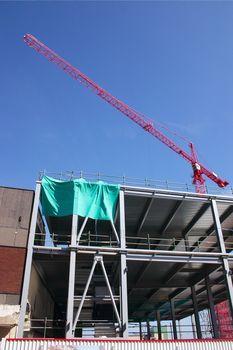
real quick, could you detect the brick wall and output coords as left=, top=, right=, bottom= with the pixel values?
left=0, top=246, right=26, bottom=294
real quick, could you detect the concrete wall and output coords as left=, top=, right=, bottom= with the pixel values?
left=0, top=187, right=34, bottom=248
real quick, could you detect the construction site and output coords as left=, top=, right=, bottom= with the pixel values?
left=1, top=33, right=233, bottom=350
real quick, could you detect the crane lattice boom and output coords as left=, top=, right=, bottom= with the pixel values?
left=23, top=34, right=229, bottom=191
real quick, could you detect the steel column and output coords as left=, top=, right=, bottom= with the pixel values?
left=191, top=314, right=196, bottom=339
left=191, top=285, right=202, bottom=339
left=139, top=321, right=142, bottom=339
left=170, top=299, right=178, bottom=339
left=205, top=275, right=219, bottom=338
left=146, top=320, right=151, bottom=340
left=17, top=181, right=41, bottom=337
left=66, top=215, right=78, bottom=338
left=156, top=310, right=162, bottom=340
left=211, top=199, right=233, bottom=321
left=119, top=190, right=128, bottom=338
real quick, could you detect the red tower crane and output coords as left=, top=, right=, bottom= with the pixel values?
left=23, top=33, right=229, bottom=193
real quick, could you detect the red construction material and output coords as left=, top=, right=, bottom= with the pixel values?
left=215, top=300, right=233, bottom=338
left=23, top=34, right=229, bottom=193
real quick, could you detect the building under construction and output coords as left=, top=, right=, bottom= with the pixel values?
left=1, top=172, right=233, bottom=340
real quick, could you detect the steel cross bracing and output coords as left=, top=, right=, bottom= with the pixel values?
left=23, top=34, right=229, bottom=192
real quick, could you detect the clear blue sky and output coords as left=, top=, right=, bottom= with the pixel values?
left=1, top=1, right=233, bottom=191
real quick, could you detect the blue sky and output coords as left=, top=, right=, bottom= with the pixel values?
left=1, top=1, right=233, bottom=191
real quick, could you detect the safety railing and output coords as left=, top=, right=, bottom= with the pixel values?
left=34, top=231, right=233, bottom=253
left=39, top=170, right=233, bottom=196
left=23, top=318, right=232, bottom=339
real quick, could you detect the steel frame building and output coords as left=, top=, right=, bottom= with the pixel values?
left=15, top=177, right=233, bottom=339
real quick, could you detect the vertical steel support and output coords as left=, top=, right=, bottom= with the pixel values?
left=17, top=181, right=41, bottom=337
left=170, top=299, right=178, bottom=339
left=205, top=275, right=219, bottom=338
left=191, top=286, right=202, bottom=339
left=146, top=320, right=151, bottom=340
left=139, top=321, right=142, bottom=339
left=119, top=190, right=128, bottom=338
left=191, top=314, right=196, bottom=339
left=66, top=215, right=78, bottom=338
left=211, top=199, right=233, bottom=321
left=156, top=310, right=162, bottom=340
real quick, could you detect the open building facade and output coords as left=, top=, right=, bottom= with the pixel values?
left=1, top=174, right=233, bottom=339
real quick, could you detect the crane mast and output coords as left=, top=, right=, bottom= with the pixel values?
left=23, top=33, right=229, bottom=192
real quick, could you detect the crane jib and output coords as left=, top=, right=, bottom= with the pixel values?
left=23, top=34, right=229, bottom=190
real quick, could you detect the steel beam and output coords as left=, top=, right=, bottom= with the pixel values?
left=186, top=205, right=233, bottom=253
left=17, top=181, right=41, bottom=337
left=126, top=254, right=222, bottom=264
left=156, top=310, right=162, bottom=340
left=110, top=220, right=120, bottom=245
left=182, top=203, right=210, bottom=236
left=139, top=321, right=142, bottom=339
left=119, top=190, right=128, bottom=338
left=136, top=197, right=154, bottom=234
left=145, top=265, right=221, bottom=319
left=170, top=299, right=178, bottom=339
left=165, top=203, right=210, bottom=252
left=191, top=285, right=202, bottom=339
left=76, top=216, right=88, bottom=243
left=123, top=185, right=233, bottom=203
left=131, top=263, right=185, bottom=317
left=146, top=320, right=151, bottom=340
left=159, top=200, right=183, bottom=234
left=205, top=275, right=219, bottom=338
left=66, top=214, right=78, bottom=338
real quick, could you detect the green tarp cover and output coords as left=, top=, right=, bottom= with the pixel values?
left=41, top=176, right=120, bottom=221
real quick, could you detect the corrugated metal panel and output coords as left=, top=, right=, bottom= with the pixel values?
left=2, top=339, right=233, bottom=350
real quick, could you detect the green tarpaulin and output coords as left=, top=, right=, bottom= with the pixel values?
left=41, top=176, right=120, bottom=221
